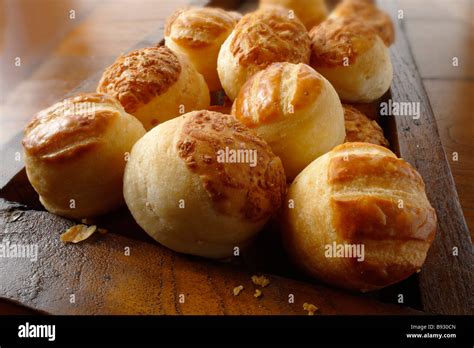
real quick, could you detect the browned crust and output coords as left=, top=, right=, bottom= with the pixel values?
left=327, top=143, right=437, bottom=289
left=176, top=110, right=286, bottom=222
left=332, top=0, right=395, bottom=46
left=309, top=17, right=378, bottom=68
left=230, top=8, right=310, bottom=71
left=327, top=142, right=437, bottom=290
left=23, top=93, right=120, bottom=162
left=328, top=153, right=425, bottom=188
left=96, top=46, right=181, bottom=114
left=233, top=63, right=323, bottom=127
left=165, top=7, right=239, bottom=48
left=331, top=195, right=437, bottom=242
left=343, top=104, right=389, bottom=147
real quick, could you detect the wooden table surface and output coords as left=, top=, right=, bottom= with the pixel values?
left=1, top=1, right=472, bottom=239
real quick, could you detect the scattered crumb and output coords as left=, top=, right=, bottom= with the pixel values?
left=60, top=224, right=97, bottom=243
left=251, top=275, right=270, bottom=288
left=233, top=285, right=244, bottom=296
left=303, top=302, right=318, bottom=315
left=254, top=289, right=262, bottom=298
left=98, top=228, right=108, bottom=234
left=416, top=269, right=421, bottom=273
left=81, top=218, right=94, bottom=225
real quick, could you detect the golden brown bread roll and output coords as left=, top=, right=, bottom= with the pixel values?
left=309, top=18, right=393, bottom=103
left=123, top=110, right=286, bottom=259
left=330, top=0, right=395, bottom=46
left=217, top=7, right=311, bottom=101
left=164, top=7, right=240, bottom=91
left=22, top=93, right=146, bottom=219
left=281, top=142, right=437, bottom=291
left=97, top=46, right=210, bottom=130
left=232, top=62, right=345, bottom=180
left=259, top=0, right=328, bottom=30
left=343, top=104, right=389, bottom=147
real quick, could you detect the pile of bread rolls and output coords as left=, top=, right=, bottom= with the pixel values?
left=22, top=0, right=436, bottom=292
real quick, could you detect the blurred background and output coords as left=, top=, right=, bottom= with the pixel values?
left=0, top=0, right=473, bottom=236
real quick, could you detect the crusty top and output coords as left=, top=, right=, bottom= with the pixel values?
left=328, top=142, right=436, bottom=242
left=165, top=7, right=239, bottom=48
left=332, top=0, right=395, bottom=46
left=232, top=62, right=323, bottom=127
left=23, top=93, right=121, bottom=162
left=327, top=142, right=437, bottom=287
left=176, top=110, right=286, bottom=222
left=309, top=17, right=378, bottom=68
left=343, top=104, right=389, bottom=147
left=97, top=46, right=181, bottom=114
left=230, top=8, right=310, bottom=72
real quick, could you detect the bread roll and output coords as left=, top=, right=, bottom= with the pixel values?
left=259, top=0, right=328, bottom=30
left=343, top=104, right=389, bottom=147
left=165, top=7, right=240, bottom=91
left=217, top=8, right=311, bottom=101
left=22, top=93, right=146, bottom=219
left=330, top=0, right=394, bottom=46
left=232, top=62, right=345, bottom=180
left=309, top=18, right=393, bottom=103
left=281, top=142, right=437, bottom=291
left=97, top=46, right=210, bottom=130
left=123, top=110, right=286, bottom=259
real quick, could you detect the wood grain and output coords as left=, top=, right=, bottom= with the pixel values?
left=0, top=196, right=419, bottom=315
left=383, top=0, right=473, bottom=314
left=0, top=0, right=472, bottom=315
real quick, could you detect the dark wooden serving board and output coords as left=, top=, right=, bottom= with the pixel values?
left=0, top=0, right=472, bottom=315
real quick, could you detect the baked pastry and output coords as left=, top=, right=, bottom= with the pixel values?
left=97, top=46, right=210, bottom=130
left=309, top=18, right=393, bottom=103
left=330, top=0, right=395, bottom=46
left=232, top=62, right=345, bottom=180
left=281, top=142, right=437, bottom=291
left=217, top=7, right=311, bottom=101
left=259, top=0, right=328, bottom=30
left=343, top=104, right=389, bottom=147
left=123, top=110, right=286, bottom=259
left=165, top=7, right=240, bottom=91
left=22, top=93, right=146, bottom=219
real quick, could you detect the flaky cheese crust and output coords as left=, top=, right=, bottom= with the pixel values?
left=282, top=142, right=437, bottom=291
left=165, top=7, right=239, bottom=48
left=233, top=62, right=324, bottom=127
left=177, top=111, right=286, bottom=222
left=309, top=17, right=378, bottom=68
left=97, top=46, right=181, bottom=114
left=343, top=104, right=389, bottom=147
left=23, top=93, right=121, bottom=162
left=123, top=110, right=286, bottom=258
left=331, top=0, right=395, bottom=46
left=230, top=8, right=310, bottom=71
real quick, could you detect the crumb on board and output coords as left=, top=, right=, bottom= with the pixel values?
left=303, top=302, right=318, bottom=315
left=98, top=228, right=108, bottom=234
left=60, top=224, right=97, bottom=243
left=233, top=285, right=244, bottom=296
left=416, top=269, right=421, bottom=273
left=251, top=275, right=270, bottom=287
left=254, top=289, right=262, bottom=298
